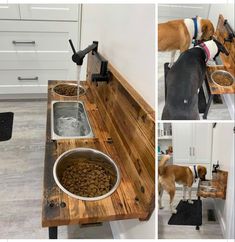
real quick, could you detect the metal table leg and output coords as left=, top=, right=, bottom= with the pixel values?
left=164, top=63, right=170, bottom=101
left=196, top=196, right=201, bottom=230
left=203, top=94, right=213, bottom=119
left=49, top=226, right=58, bottom=239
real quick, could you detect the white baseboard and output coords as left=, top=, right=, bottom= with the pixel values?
left=223, top=94, right=234, bottom=120
left=213, top=200, right=226, bottom=239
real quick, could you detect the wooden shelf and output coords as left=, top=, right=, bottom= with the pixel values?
left=206, top=15, right=235, bottom=95
left=197, top=170, right=228, bottom=200
left=42, top=54, right=155, bottom=227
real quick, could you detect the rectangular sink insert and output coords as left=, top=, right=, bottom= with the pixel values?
left=51, top=101, right=94, bottom=140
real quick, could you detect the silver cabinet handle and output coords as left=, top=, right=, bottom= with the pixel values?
left=189, top=147, right=192, bottom=156
left=18, top=76, right=38, bottom=81
left=12, top=40, right=36, bottom=45
left=193, top=147, right=195, bottom=156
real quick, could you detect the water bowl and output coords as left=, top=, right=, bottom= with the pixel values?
left=51, top=101, right=94, bottom=140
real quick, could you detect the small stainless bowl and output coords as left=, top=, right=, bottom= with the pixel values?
left=211, top=70, right=234, bottom=87
left=53, top=83, right=86, bottom=97
left=53, top=148, right=121, bottom=201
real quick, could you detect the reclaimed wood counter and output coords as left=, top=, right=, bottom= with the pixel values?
left=206, top=15, right=235, bottom=95
left=42, top=56, right=155, bottom=231
left=197, top=170, right=228, bottom=199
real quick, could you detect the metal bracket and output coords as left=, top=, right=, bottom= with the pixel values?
left=91, top=51, right=110, bottom=85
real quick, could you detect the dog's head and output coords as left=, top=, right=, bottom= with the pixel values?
left=197, top=165, right=207, bottom=181
left=200, top=19, right=215, bottom=41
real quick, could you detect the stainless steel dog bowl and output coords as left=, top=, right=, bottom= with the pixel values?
left=51, top=101, right=94, bottom=140
left=53, top=148, right=121, bottom=201
left=53, top=83, right=86, bottom=97
left=211, top=70, right=234, bottom=87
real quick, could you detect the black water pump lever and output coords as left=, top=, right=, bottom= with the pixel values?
left=69, top=39, right=98, bottom=66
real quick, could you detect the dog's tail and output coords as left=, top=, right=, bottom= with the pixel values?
left=158, top=155, right=171, bottom=176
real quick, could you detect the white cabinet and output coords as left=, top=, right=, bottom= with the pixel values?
left=0, top=4, right=80, bottom=96
left=0, top=4, right=20, bottom=19
left=192, top=124, right=213, bottom=164
left=19, top=4, right=79, bottom=21
left=172, top=123, right=213, bottom=178
left=172, top=123, right=193, bottom=164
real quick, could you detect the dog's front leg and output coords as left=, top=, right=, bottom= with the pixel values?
left=158, top=186, right=164, bottom=209
left=168, top=51, right=176, bottom=68
left=169, top=190, right=177, bottom=214
left=188, top=187, right=194, bottom=204
left=182, top=185, right=187, bottom=201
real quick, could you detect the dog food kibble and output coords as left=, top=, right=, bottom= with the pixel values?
left=213, top=73, right=234, bottom=86
left=54, top=84, right=78, bottom=96
left=61, top=162, right=113, bottom=197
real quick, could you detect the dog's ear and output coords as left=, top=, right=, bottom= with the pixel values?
left=201, top=20, right=215, bottom=41
left=198, top=165, right=207, bottom=180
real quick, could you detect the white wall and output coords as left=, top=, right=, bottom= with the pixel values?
left=208, top=3, right=234, bottom=29
left=208, top=3, right=235, bottom=119
left=80, top=4, right=155, bottom=238
left=212, top=123, right=234, bottom=239
left=80, top=4, right=155, bottom=109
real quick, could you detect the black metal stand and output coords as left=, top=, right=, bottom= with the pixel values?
left=196, top=196, right=201, bottom=230
left=49, top=227, right=58, bottom=239
left=203, top=93, right=213, bottom=119
left=164, top=63, right=170, bottom=101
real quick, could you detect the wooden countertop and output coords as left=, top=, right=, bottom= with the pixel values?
left=197, top=170, right=228, bottom=199
left=206, top=15, right=235, bottom=95
left=42, top=80, right=152, bottom=227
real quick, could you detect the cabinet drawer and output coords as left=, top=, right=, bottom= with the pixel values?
left=0, top=4, right=20, bottom=20
left=19, top=4, right=79, bottom=21
left=0, top=32, right=71, bottom=52
left=0, top=69, right=68, bottom=86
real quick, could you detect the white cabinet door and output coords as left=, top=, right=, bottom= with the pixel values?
left=172, top=123, right=193, bottom=164
left=192, top=123, right=212, bottom=165
left=0, top=4, right=20, bottom=19
left=19, top=4, right=79, bottom=21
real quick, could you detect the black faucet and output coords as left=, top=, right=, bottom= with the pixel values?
left=69, top=39, right=98, bottom=66
left=69, top=39, right=110, bottom=84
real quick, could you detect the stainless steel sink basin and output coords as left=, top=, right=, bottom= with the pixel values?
left=51, top=101, right=94, bottom=140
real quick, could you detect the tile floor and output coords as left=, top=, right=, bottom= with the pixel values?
left=158, top=188, right=223, bottom=239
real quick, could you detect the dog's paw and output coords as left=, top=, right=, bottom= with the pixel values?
left=182, top=198, right=187, bottom=202
left=188, top=200, right=194, bottom=204
left=171, top=208, right=177, bottom=214
left=168, top=63, right=173, bottom=68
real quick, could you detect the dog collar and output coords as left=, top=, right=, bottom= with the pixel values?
left=198, top=42, right=210, bottom=62
left=192, top=17, right=198, bottom=40
left=193, top=165, right=198, bottom=179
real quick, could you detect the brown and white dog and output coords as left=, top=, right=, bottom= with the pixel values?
left=158, top=16, right=215, bottom=66
left=158, top=155, right=207, bottom=214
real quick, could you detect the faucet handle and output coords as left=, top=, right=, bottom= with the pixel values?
left=69, top=39, right=77, bottom=54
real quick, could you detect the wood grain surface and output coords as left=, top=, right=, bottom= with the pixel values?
left=206, top=15, right=235, bottom=95
left=42, top=54, right=155, bottom=227
left=197, top=170, right=228, bottom=200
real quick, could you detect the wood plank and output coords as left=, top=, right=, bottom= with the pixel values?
left=197, top=170, right=228, bottom=199
left=87, top=52, right=155, bottom=218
